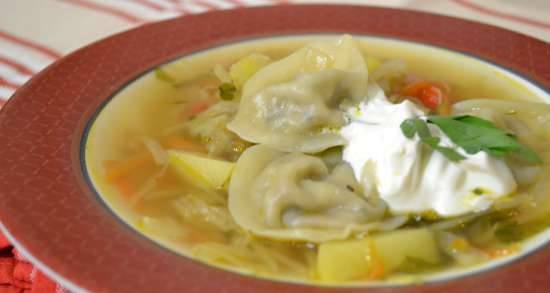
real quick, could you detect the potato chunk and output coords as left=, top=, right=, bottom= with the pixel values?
left=373, top=228, right=441, bottom=272
left=317, top=238, right=373, bottom=282
left=168, top=150, right=234, bottom=190
left=317, top=228, right=441, bottom=282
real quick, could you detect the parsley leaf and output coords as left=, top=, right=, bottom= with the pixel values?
left=219, top=82, right=237, bottom=101
left=400, top=118, right=466, bottom=162
left=400, top=115, right=542, bottom=164
left=428, top=115, right=542, bottom=164
left=401, top=117, right=431, bottom=139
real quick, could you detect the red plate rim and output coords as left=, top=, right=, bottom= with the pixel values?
left=0, top=5, right=549, bottom=293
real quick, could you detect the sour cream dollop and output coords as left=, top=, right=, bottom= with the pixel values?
left=341, top=87, right=517, bottom=217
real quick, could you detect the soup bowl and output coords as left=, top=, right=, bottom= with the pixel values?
left=0, top=5, right=549, bottom=293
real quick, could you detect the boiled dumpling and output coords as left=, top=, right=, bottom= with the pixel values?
left=227, top=35, right=368, bottom=153
left=228, top=144, right=388, bottom=242
left=453, top=99, right=550, bottom=187
left=241, top=34, right=367, bottom=99
left=229, top=70, right=366, bottom=153
left=452, top=99, right=550, bottom=146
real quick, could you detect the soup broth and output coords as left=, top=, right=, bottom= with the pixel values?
left=86, top=36, right=550, bottom=285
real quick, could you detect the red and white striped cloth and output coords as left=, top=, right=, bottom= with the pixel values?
left=0, top=0, right=549, bottom=104
left=0, top=0, right=549, bottom=292
left=0, top=0, right=288, bottom=105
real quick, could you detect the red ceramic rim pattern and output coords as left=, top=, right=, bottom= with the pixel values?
left=0, top=5, right=549, bottom=293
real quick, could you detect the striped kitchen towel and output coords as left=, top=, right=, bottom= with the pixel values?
left=0, top=0, right=288, bottom=103
left=0, top=0, right=549, bottom=103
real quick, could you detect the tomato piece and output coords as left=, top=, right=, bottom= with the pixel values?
left=401, top=81, right=451, bottom=114
left=419, top=86, right=443, bottom=110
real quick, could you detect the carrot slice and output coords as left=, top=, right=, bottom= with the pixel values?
left=112, top=178, right=136, bottom=200
left=104, top=151, right=154, bottom=182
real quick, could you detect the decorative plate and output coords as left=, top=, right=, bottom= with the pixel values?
left=0, top=5, right=548, bottom=293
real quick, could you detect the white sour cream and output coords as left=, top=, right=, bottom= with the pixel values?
left=341, top=87, right=517, bottom=217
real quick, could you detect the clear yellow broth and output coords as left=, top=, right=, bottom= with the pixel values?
left=85, top=36, right=550, bottom=285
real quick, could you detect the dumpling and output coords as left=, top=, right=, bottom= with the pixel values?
left=453, top=98, right=550, bottom=219
left=241, top=34, right=368, bottom=99
left=453, top=99, right=550, bottom=186
left=228, top=144, right=389, bottom=242
left=227, top=35, right=368, bottom=153
left=229, top=70, right=366, bottom=153
left=452, top=99, right=550, bottom=146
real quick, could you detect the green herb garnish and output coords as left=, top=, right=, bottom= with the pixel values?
left=219, top=82, right=237, bottom=101
left=400, top=118, right=465, bottom=162
left=428, top=115, right=542, bottom=164
left=400, top=115, right=542, bottom=164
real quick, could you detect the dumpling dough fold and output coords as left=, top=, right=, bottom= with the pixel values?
left=228, top=35, right=368, bottom=153
left=228, top=145, right=387, bottom=242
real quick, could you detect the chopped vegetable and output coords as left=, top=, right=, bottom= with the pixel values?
left=494, top=222, right=522, bottom=242
left=113, top=178, right=136, bottom=199
left=129, top=166, right=169, bottom=208
left=229, top=53, right=271, bottom=89
left=401, top=81, right=450, bottom=114
left=173, top=195, right=236, bottom=232
left=155, top=68, right=177, bottom=84
left=142, top=137, right=168, bottom=165
left=365, top=56, right=381, bottom=73
left=138, top=216, right=185, bottom=239
left=317, top=228, right=440, bottom=282
left=104, top=151, right=154, bottom=182
left=213, top=64, right=231, bottom=83
left=438, top=232, right=487, bottom=266
left=168, top=150, right=235, bottom=190
left=317, top=238, right=374, bottom=282
left=482, top=245, right=519, bottom=259
left=400, top=115, right=543, bottom=164
left=367, top=239, right=386, bottom=279
left=179, top=99, right=214, bottom=120
left=219, top=82, right=237, bottom=101
left=400, top=118, right=466, bottom=162
left=373, top=228, right=441, bottom=273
